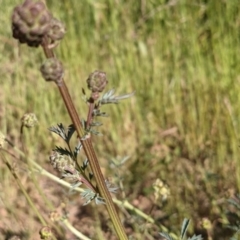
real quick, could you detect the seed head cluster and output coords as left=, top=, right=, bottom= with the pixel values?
left=11, top=0, right=65, bottom=47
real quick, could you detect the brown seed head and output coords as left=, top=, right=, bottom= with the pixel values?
left=47, top=17, right=66, bottom=41
left=86, top=70, right=108, bottom=93
left=11, top=0, right=52, bottom=47
left=40, top=58, right=64, bottom=84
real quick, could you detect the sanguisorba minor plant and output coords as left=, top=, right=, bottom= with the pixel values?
left=11, top=0, right=135, bottom=239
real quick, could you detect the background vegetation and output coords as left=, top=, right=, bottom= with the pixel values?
left=1, top=0, right=240, bottom=239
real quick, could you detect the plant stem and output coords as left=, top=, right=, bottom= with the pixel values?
left=0, top=152, right=56, bottom=237
left=41, top=37, right=128, bottom=239
left=2, top=144, right=177, bottom=239
left=62, top=218, right=91, bottom=240
left=85, top=97, right=94, bottom=130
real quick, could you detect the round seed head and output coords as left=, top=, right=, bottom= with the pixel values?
left=49, top=210, right=62, bottom=222
left=86, top=70, right=108, bottom=93
left=48, top=17, right=66, bottom=41
left=40, top=58, right=64, bottom=83
left=21, top=113, right=38, bottom=128
left=11, top=0, right=52, bottom=47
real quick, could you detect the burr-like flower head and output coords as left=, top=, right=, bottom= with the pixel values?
left=47, top=17, right=66, bottom=41
left=12, top=0, right=52, bottom=47
left=40, top=58, right=64, bottom=84
left=86, top=70, right=108, bottom=93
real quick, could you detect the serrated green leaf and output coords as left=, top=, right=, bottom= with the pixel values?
left=54, top=146, right=72, bottom=157
left=90, top=129, right=103, bottom=136
left=81, top=189, right=96, bottom=205
left=49, top=123, right=67, bottom=141
left=99, top=89, right=135, bottom=105
left=73, top=141, right=82, bottom=158
left=181, top=218, right=190, bottom=239
left=95, top=195, right=106, bottom=205
left=66, top=124, right=75, bottom=143
left=81, top=159, right=89, bottom=171
left=159, top=232, right=173, bottom=240
left=187, top=234, right=203, bottom=240
left=90, top=121, right=103, bottom=127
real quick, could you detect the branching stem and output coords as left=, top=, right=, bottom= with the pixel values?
left=41, top=37, right=128, bottom=240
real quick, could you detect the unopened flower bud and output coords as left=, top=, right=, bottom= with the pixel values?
left=49, top=151, right=80, bottom=183
left=49, top=151, right=74, bottom=173
left=48, top=17, right=66, bottom=41
left=39, top=226, right=53, bottom=239
left=49, top=202, right=66, bottom=222
left=86, top=70, right=108, bottom=93
left=153, top=178, right=170, bottom=202
left=11, top=0, right=52, bottom=47
left=49, top=210, right=62, bottom=222
left=40, top=58, right=64, bottom=84
left=201, top=218, right=212, bottom=230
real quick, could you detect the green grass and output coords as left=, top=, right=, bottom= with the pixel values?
left=1, top=0, right=240, bottom=239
